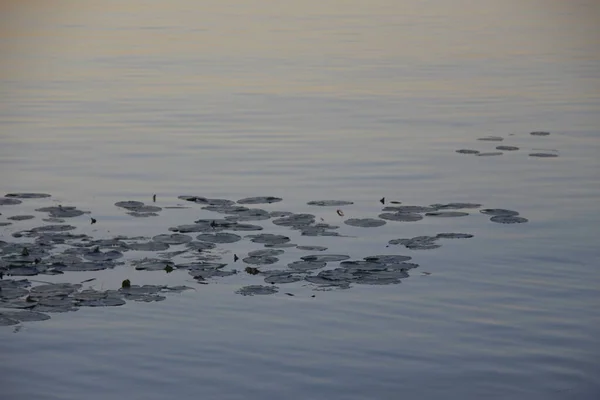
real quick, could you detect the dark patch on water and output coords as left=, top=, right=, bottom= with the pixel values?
left=235, top=285, right=279, bottom=296
left=288, top=260, right=326, bottom=271
left=196, top=233, right=241, bottom=244
left=425, top=211, right=469, bottom=218
left=477, top=136, right=504, bottom=141
left=382, top=205, right=436, bottom=213
left=301, top=254, right=350, bottom=262
left=430, top=203, right=481, bottom=210
left=0, top=198, right=22, bottom=206
left=529, top=153, right=558, bottom=158
left=389, top=236, right=441, bottom=250
left=307, top=200, right=354, bottom=206
left=456, top=149, right=480, bottom=155
left=496, top=146, right=519, bottom=151
left=296, top=245, right=327, bottom=251
left=152, top=234, right=192, bottom=245
left=237, top=196, right=282, bottom=204
left=128, top=241, right=170, bottom=251
left=480, top=209, right=519, bottom=216
left=6, top=193, right=51, bottom=199
left=379, top=212, right=423, bottom=222
left=490, top=215, right=529, bottom=224
left=436, top=233, right=474, bottom=239
left=246, top=234, right=290, bottom=245
left=264, top=273, right=303, bottom=284
left=344, top=218, right=386, bottom=228
left=530, top=131, right=550, bottom=136
left=36, top=206, right=89, bottom=218
left=178, top=196, right=235, bottom=206
left=477, top=152, right=503, bottom=156
left=7, top=215, right=35, bottom=221
left=0, top=222, right=12, bottom=226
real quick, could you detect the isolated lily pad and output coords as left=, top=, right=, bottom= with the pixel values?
left=307, top=200, right=354, bottom=206
left=379, top=212, right=423, bottom=222
left=480, top=209, right=519, bottom=216
left=436, top=233, right=474, bottom=239
left=152, top=234, right=192, bottom=245
left=237, top=196, right=282, bottom=204
left=178, top=196, right=235, bottom=206
left=363, top=255, right=412, bottom=263
left=29, top=224, right=76, bottom=233
left=242, top=255, right=279, bottom=265
left=132, top=259, right=174, bottom=271
left=264, top=273, right=303, bottom=284
left=246, top=234, right=290, bottom=245
left=456, top=149, right=480, bottom=155
left=496, top=146, right=519, bottom=151
left=0, top=310, right=51, bottom=322
left=490, top=216, right=529, bottom=224
left=477, top=136, right=503, bottom=141
left=0, top=222, right=12, bottom=226
left=272, top=214, right=315, bottom=227
left=296, top=245, right=327, bottom=251
left=530, top=131, right=550, bottom=136
left=6, top=193, right=51, bottom=199
left=477, top=152, right=503, bottom=156
left=36, top=206, right=88, bottom=218
left=529, top=153, right=558, bottom=158
left=7, top=215, right=35, bottom=221
left=425, top=211, right=469, bottom=217
left=388, top=236, right=441, bottom=250
left=301, top=254, right=350, bottom=262
left=288, top=260, right=327, bottom=271
left=430, top=203, right=481, bottom=210
left=196, top=232, right=241, bottom=243
left=235, top=285, right=279, bottom=296
left=344, top=218, right=386, bottom=227
left=264, top=243, right=297, bottom=248
left=382, top=205, right=436, bottom=213
left=0, top=198, right=22, bottom=205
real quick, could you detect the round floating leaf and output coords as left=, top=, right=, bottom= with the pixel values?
left=236, top=285, right=279, bottom=296
left=272, top=213, right=315, bottom=227
left=435, top=233, right=474, bottom=239
left=477, top=152, right=503, bottom=156
left=178, top=196, right=235, bottom=206
left=248, top=249, right=285, bottom=257
left=530, top=131, right=550, bottom=136
left=185, top=241, right=217, bottom=251
left=382, top=205, right=436, bottom=213
left=344, top=218, right=386, bottom=228
left=0, top=314, right=19, bottom=326
left=237, top=196, right=282, bottom=204
left=29, top=224, right=76, bottom=233
left=264, top=273, right=303, bottom=284
left=480, top=209, right=519, bottom=216
left=455, top=149, right=480, bottom=155
left=430, top=203, right=481, bottom=210
left=496, top=146, right=519, bottom=151
left=490, top=216, right=529, bottom=224
left=127, top=212, right=159, bottom=218
left=36, top=206, right=88, bottom=218
left=6, top=193, right=51, bottom=199
left=115, top=201, right=144, bottom=209
left=196, top=232, right=241, bottom=243
left=477, top=136, right=503, bottom=141
left=133, top=259, right=173, bottom=271
left=340, top=260, right=386, bottom=270
left=152, top=234, right=192, bottom=245
left=30, top=283, right=82, bottom=298
left=83, top=249, right=123, bottom=262
left=242, top=255, right=279, bottom=265
left=0, top=222, right=11, bottom=226
left=42, top=218, right=65, bottom=223
left=301, top=254, right=350, bottom=262
left=529, top=153, right=558, bottom=158
left=288, top=260, right=326, bottom=271
left=264, top=243, right=297, bottom=248
left=388, top=236, right=440, bottom=250
left=379, top=212, right=423, bottom=222
left=307, top=200, right=354, bottom=206
left=7, top=267, right=39, bottom=276
left=128, top=241, right=170, bottom=251
left=246, top=234, right=290, bottom=245
left=425, top=211, right=469, bottom=217
left=296, top=245, right=327, bottom=252
left=0, top=198, right=22, bottom=205
left=363, top=255, right=412, bottom=263
left=7, top=215, right=35, bottom=221
left=1, top=310, right=51, bottom=322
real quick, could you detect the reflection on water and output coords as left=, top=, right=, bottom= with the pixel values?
left=1, top=1, right=599, bottom=399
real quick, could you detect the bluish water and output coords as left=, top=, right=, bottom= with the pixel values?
left=1, top=1, right=599, bottom=399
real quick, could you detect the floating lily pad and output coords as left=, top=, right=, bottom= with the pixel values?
left=0, top=222, right=12, bottom=226
left=299, top=224, right=341, bottom=237
left=30, top=283, right=82, bottom=297
left=42, top=218, right=65, bottom=223
left=6, top=193, right=51, bottom=199
left=344, top=218, right=386, bottom=228
left=7, top=266, right=39, bottom=276
left=301, top=254, right=350, bottom=262
left=0, top=198, right=22, bottom=205
left=248, top=249, right=285, bottom=258
left=296, top=245, right=328, bottom=251
left=529, top=153, right=558, bottom=158
left=480, top=209, right=519, bottom=216
left=75, top=290, right=126, bottom=307
left=307, top=200, right=354, bottom=206
left=425, top=211, right=469, bottom=217
left=0, top=315, right=19, bottom=326
left=235, top=285, right=279, bottom=296
left=379, top=212, right=423, bottom=222
left=269, top=211, right=293, bottom=218
left=436, top=233, right=474, bottom=239
left=29, top=224, right=76, bottom=233
left=388, top=236, right=441, bottom=250
left=264, top=243, right=297, bottom=248
left=264, top=273, right=303, bottom=284
left=477, top=152, right=503, bottom=156
left=530, top=131, right=550, bottom=136
left=237, top=196, right=282, bottom=204
left=430, top=203, right=481, bottom=210
left=178, top=196, right=235, bottom=206
left=456, top=149, right=480, bottom=155
left=196, top=232, right=241, bottom=243
left=224, top=208, right=271, bottom=221
left=382, top=205, right=436, bottom=213
left=242, top=255, right=279, bottom=265
left=127, top=212, right=159, bottom=218
left=477, top=136, right=503, bottom=141
left=185, top=241, right=217, bottom=251
left=7, top=215, right=35, bottom=221
left=246, top=233, right=291, bottom=245
left=0, top=310, right=51, bottom=322
left=339, top=260, right=386, bottom=270
left=83, top=249, right=123, bottom=262
left=114, top=201, right=143, bottom=209
left=36, top=206, right=88, bottom=218
left=132, top=259, right=173, bottom=271
left=272, top=214, right=315, bottom=227
left=128, top=241, right=170, bottom=251
left=490, top=216, right=529, bottom=224
left=152, top=234, right=192, bottom=245
left=288, top=260, right=326, bottom=271
left=496, top=146, right=519, bottom=151
left=363, top=255, right=412, bottom=263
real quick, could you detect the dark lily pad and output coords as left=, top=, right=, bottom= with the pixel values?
left=7, top=266, right=39, bottom=276
left=127, top=212, right=159, bottom=218
left=196, top=232, right=241, bottom=243
left=430, top=203, right=481, bottom=210
left=296, top=245, right=327, bottom=251
left=132, top=259, right=174, bottom=271
left=436, top=233, right=474, bottom=239
left=264, top=273, right=303, bottom=284
left=0, top=310, right=51, bottom=322
left=477, top=136, right=503, bottom=141
left=36, top=206, right=88, bottom=218
left=178, top=196, right=235, bottom=206
left=382, top=205, right=436, bottom=213
left=185, top=241, right=217, bottom=251
left=339, top=260, right=386, bottom=270
left=75, top=290, right=126, bottom=307
left=242, top=255, right=279, bottom=265
left=248, top=249, right=285, bottom=258
left=30, top=283, right=82, bottom=297
left=379, top=212, right=423, bottom=222
left=477, top=152, right=503, bottom=156
left=530, top=131, right=550, bottom=136
left=235, top=285, right=279, bottom=296
left=6, top=193, right=51, bottom=199
left=480, top=209, right=519, bottom=216
left=0, top=222, right=12, bottom=226
left=456, top=149, right=480, bottom=155
left=490, top=216, right=529, bottom=224
left=7, top=215, right=35, bottom=221
left=152, top=234, right=192, bottom=245
left=246, top=233, right=291, bottom=245
left=237, top=196, right=282, bottom=204
left=301, top=254, right=350, bottom=262
left=0, top=315, right=19, bottom=326
left=29, top=224, right=76, bottom=233
left=363, top=255, right=412, bottom=263
left=344, top=218, right=386, bottom=228
left=307, top=200, right=354, bottom=206
left=42, top=218, right=65, bottom=223
left=425, top=211, right=469, bottom=217
left=128, top=241, right=170, bottom=251
left=114, top=201, right=144, bottom=209
left=269, top=211, right=293, bottom=218
left=496, top=146, right=519, bottom=151
left=388, top=236, right=441, bottom=250
left=0, top=198, right=22, bottom=205
left=529, top=153, right=558, bottom=158
left=288, top=260, right=327, bottom=271
left=272, top=214, right=315, bottom=227
left=264, top=243, right=297, bottom=248
left=83, top=249, right=123, bottom=262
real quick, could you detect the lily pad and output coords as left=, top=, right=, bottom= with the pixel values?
left=237, top=196, right=282, bottom=204
left=388, top=236, right=441, bottom=250
left=128, top=241, right=170, bottom=251
left=430, top=203, right=481, bottom=210
left=83, top=249, right=123, bottom=262
left=490, top=216, right=529, bottom=224
left=425, top=211, right=469, bottom=217
left=263, top=243, right=297, bottom=248
left=152, top=234, right=192, bottom=245
left=185, top=241, right=217, bottom=251
left=529, top=153, right=558, bottom=158
left=307, top=200, right=354, bottom=206
left=7, top=215, right=35, bottom=221
left=242, top=255, right=279, bottom=265
left=6, top=193, right=51, bottom=199
left=477, top=152, right=503, bottom=156
left=248, top=249, right=285, bottom=257
left=235, top=285, right=279, bottom=296
left=264, top=273, right=303, bottom=284
left=477, top=136, right=503, bottom=141
left=456, top=149, right=480, bottom=155
left=0, top=310, right=51, bottom=322
left=178, top=196, right=235, bottom=206
left=288, top=260, right=327, bottom=271
left=436, top=233, right=474, bottom=239
left=496, top=146, right=519, bottom=151
left=344, top=218, right=386, bottom=228
left=378, top=212, right=423, bottom=222
left=363, top=255, right=412, bottom=263
left=196, top=232, right=241, bottom=244
left=382, top=205, right=436, bottom=213
left=246, top=234, right=290, bottom=245
left=480, top=209, right=519, bottom=216
left=132, top=259, right=174, bottom=271
left=272, top=214, right=315, bottom=227
left=530, top=131, right=550, bottom=136
left=296, top=245, right=327, bottom=251
left=0, top=198, right=22, bottom=205
left=301, top=254, right=350, bottom=262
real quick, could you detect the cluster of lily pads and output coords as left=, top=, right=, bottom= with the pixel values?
left=455, top=131, right=559, bottom=158
left=1, top=192, right=530, bottom=326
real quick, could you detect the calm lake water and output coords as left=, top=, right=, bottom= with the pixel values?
left=1, top=1, right=599, bottom=399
